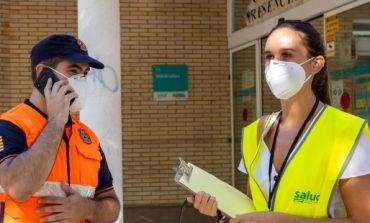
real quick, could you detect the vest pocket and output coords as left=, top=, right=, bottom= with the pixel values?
left=76, top=145, right=102, bottom=161
left=75, top=144, right=102, bottom=187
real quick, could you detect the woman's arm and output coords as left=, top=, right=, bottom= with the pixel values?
left=338, top=174, right=370, bottom=222
left=189, top=174, right=370, bottom=223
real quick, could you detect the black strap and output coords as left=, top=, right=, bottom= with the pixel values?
left=178, top=198, right=226, bottom=223
left=177, top=199, right=188, bottom=223
left=268, top=97, right=319, bottom=209
left=62, top=132, right=71, bottom=186
left=217, top=210, right=225, bottom=222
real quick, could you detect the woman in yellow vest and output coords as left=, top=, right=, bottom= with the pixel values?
left=188, top=19, right=370, bottom=222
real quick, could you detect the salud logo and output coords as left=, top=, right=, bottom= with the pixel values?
left=293, top=191, right=320, bottom=203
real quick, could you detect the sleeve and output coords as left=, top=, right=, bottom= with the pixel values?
left=0, top=120, right=27, bottom=163
left=340, top=126, right=370, bottom=179
left=238, top=158, right=248, bottom=174
left=95, top=146, right=114, bottom=195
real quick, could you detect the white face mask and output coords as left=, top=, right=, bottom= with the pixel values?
left=48, top=67, right=88, bottom=112
left=264, top=57, right=314, bottom=100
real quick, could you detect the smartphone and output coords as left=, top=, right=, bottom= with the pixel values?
left=34, top=67, right=60, bottom=96
left=34, top=67, right=75, bottom=105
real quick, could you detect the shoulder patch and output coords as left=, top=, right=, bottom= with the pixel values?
left=79, top=128, right=92, bottom=144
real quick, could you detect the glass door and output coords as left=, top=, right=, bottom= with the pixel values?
left=325, top=1, right=370, bottom=120
left=231, top=41, right=261, bottom=192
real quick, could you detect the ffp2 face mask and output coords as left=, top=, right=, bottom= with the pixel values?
left=47, top=67, right=88, bottom=112
left=264, top=57, right=314, bottom=100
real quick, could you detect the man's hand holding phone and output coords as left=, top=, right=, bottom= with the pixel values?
left=44, top=78, right=78, bottom=127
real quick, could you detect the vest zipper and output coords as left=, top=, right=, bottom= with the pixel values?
left=62, top=132, right=71, bottom=186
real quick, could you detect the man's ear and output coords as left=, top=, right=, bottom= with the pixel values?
left=34, top=64, right=47, bottom=79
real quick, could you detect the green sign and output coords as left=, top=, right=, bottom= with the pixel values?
left=152, top=64, right=188, bottom=101
left=234, top=87, right=255, bottom=98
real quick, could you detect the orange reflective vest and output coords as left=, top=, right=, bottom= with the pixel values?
left=0, top=103, right=102, bottom=222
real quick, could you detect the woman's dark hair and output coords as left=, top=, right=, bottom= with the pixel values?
left=268, top=18, right=331, bottom=105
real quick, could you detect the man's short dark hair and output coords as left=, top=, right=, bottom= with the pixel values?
left=31, top=57, right=64, bottom=81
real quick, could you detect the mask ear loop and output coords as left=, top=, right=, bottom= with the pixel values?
left=299, top=56, right=315, bottom=66
left=300, top=57, right=316, bottom=83
left=47, top=66, right=86, bottom=80
left=303, top=73, right=314, bottom=83
left=47, top=66, right=69, bottom=79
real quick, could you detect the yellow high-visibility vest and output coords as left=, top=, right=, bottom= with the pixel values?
left=242, top=105, right=368, bottom=218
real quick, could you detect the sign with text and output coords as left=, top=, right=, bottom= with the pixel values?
left=152, top=64, right=188, bottom=101
left=325, top=15, right=339, bottom=58
left=244, top=0, right=304, bottom=27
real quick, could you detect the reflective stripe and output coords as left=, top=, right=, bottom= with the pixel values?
left=0, top=181, right=95, bottom=198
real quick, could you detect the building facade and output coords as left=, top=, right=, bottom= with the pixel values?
left=0, top=0, right=369, bottom=222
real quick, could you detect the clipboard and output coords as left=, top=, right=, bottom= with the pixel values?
left=174, top=159, right=255, bottom=218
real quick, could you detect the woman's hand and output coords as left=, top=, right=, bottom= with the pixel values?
left=187, top=192, right=218, bottom=217
left=230, top=212, right=282, bottom=223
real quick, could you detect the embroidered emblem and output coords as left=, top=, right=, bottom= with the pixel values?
left=77, top=39, right=88, bottom=53
left=79, top=129, right=92, bottom=144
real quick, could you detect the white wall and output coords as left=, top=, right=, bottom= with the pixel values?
left=78, top=0, right=123, bottom=222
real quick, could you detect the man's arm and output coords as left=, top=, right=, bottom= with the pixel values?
left=86, top=146, right=120, bottom=222
left=0, top=119, right=64, bottom=202
left=37, top=184, right=120, bottom=223
left=0, top=79, right=78, bottom=202
left=86, top=189, right=120, bottom=222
